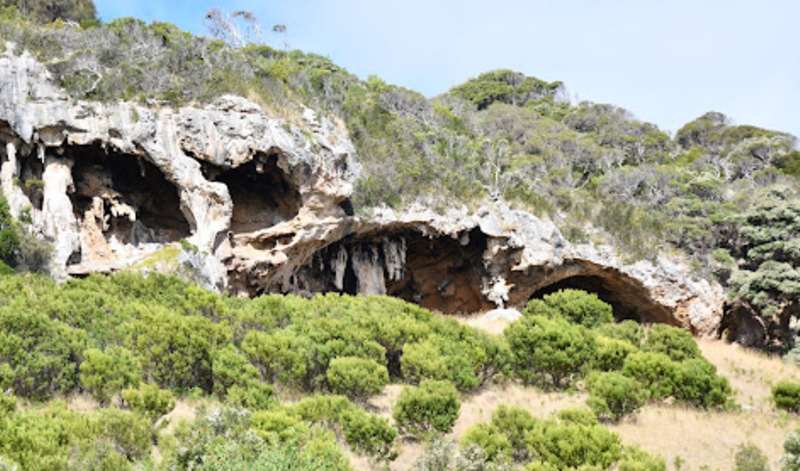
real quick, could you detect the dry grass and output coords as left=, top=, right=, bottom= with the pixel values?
left=458, top=311, right=518, bottom=336
left=699, top=338, right=798, bottom=412
left=611, top=404, right=796, bottom=470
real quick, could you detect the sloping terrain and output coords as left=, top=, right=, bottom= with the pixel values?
left=1, top=2, right=800, bottom=471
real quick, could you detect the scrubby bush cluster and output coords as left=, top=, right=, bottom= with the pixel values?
left=393, top=380, right=460, bottom=437
left=0, top=270, right=507, bottom=468
left=1, top=0, right=97, bottom=25
left=0, top=272, right=507, bottom=405
left=716, top=191, right=800, bottom=351
left=734, top=442, right=770, bottom=471
left=507, top=292, right=734, bottom=420
left=773, top=381, right=800, bottom=413
left=784, top=428, right=800, bottom=471
left=461, top=405, right=665, bottom=470
left=0, top=267, right=705, bottom=469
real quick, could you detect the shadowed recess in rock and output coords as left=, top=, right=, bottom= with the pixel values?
left=66, top=144, right=190, bottom=263
left=717, top=300, right=790, bottom=351
left=289, top=228, right=494, bottom=314
left=211, top=153, right=301, bottom=234
left=17, top=151, right=44, bottom=210
left=526, top=269, right=678, bottom=326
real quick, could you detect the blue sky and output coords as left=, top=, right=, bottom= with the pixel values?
left=96, top=1, right=800, bottom=138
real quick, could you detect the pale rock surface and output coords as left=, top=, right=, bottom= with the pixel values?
left=0, top=47, right=725, bottom=334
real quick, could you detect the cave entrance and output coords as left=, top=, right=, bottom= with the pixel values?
left=293, top=229, right=493, bottom=314
left=18, top=152, right=44, bottom=211
left=528, top=272, right=678, bottom=326
left=67, top=144, right=190, bottom=262
left=386, top=229, right=490, bottom=314
left=214, top=153, right=301, bottom=233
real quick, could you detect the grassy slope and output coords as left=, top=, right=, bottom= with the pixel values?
left=356, top=317, right=799, bottom=471
left=35, top=308, right=796, bottom=470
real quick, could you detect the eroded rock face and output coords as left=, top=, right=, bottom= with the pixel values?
left=0, top=47, right=725, bottom=334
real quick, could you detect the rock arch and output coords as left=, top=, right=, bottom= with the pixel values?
left=521, top=262, right=679, bottom=326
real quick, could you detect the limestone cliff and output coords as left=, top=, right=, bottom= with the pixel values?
left=0, top=47, right=724, bottom=333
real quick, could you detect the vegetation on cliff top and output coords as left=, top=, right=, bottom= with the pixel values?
left=0, top=4, right=796, bottom=247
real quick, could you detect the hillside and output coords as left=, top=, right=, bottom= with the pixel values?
left=1, top=2, right=800, bottom=470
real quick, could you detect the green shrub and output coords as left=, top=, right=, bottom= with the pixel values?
left=673, top=358, right=733, bottom=408
left=490, top=405, right=539, bottom=462
left=461, top=422, right=512, bottom=463
left=126, top=308, right=228, bottom=391
left=642, top=325, right=701, bottom=361
left=595, top=320, right=645, bottom=347
left=242, top=329, right=312, bottom=389
left=121, top=383, right=176, bottom=422
left=79, top=347, right=141, bottom=404
left=522, top=298, right=559, bottom=318
left=400, top=334, right=485, bottom=391
left=67, top=439, right=134, bottom=471
left=399, top=326, right=506, bottom=391
left=393, top=380, right=460, bottom=437
left=622, top=352, right=677, bottom=400
left=340, top=408, right=397, bottom=461
left=593, top=336, right=638, bottom=371
left=253, top=395, right=397, bottom=462
left=226, top=382, right=275, bottom=410
left=0, top=196, right=20, bottom=269
left=250, top=409, right=308, bottom=444
left=783, top=429, right=800, bottom=471
left=586, top=372, right=647, bottom=421
left=734, top=443, right=770, bottom=471
left=326, top=356, right=388, bottom=400
left=523, top=418, right=623, bottom=469
left=618, top=446, right=667, bottom=471
left=167, top=407, right=351, bottom=471
left=0, top=0, right=97, bottom=24
left=91, top=408, right=152, bottom=462
left=0, top=403, right=150, bottom=471
left=0, top=307, right=85, bottom=399
left=0, top=394, right=15, bottom=416
left=211, top=345, right=262, bottom=399
left=556, top=407, right=599, bottom=426
left=505, top=315, right=596, bottom=387
left=540, top=289, right=614, bottom=327
left=450, top=69, right=562, bottom=110
left=414, top=438, right=496, bottom=471
left=773, top=381, right=800, bottom=413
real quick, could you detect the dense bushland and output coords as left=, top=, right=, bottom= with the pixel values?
left=509, top=291, right=734, bottom=419
left=0, top=269, right=738, bottom=468
left=0, top=271, right=499, bottom=468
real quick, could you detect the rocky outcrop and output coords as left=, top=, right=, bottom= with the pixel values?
left=0, top=46, right=725, bottom=334
left=0, top=46, right=356, bottom=288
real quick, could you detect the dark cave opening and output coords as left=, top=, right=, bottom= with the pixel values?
left=294, top=228, right=493, bottom=314
left=214, top=153, right=301, bottom=233
left=67, top=144, right=191, bottom=252
left=18, top=152, right=44, bottom=210
left=386, top=229, right=490, bottom=314
left=528, top=272, right=678, bottom=326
